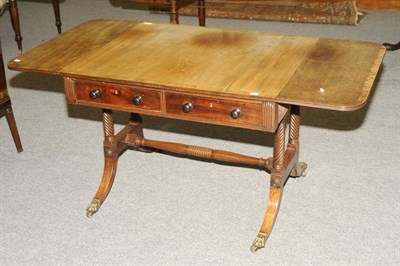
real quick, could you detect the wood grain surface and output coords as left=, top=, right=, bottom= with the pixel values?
left=357, top=0, right=400, bottom=10
left=8, top=19, right=385, bottom=111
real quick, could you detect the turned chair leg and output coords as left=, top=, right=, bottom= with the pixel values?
left=168, top=0, right=205, bottom=26
left=7, top=0, right=61, bottom=53
left=198, top=0, right=206, bottom=26
left=8, top=0, right=23, bottom=52
left=52, top=0, right=62, bottom=34
left=169, top=0, right=179, bottom=24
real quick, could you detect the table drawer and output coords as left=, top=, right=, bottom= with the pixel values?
left=165, top=92, right=262, bottom=126
left=72, top=80, right=162, bottom=112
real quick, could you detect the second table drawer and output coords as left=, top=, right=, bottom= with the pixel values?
left=165, top=92, right=262, bottom=126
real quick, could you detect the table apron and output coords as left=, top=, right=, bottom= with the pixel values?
left=64, top=77, right=288, bottom=132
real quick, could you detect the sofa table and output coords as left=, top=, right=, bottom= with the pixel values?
left=8, top=19, right=386, bottom=252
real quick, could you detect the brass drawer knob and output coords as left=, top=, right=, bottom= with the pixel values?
left=182, top=102, right=193, bottom=113
left=89, top=89, right=100, bottom=99
left=230, top=108, right=241, bottom=119
left=132, top=95, right=143, bottom=106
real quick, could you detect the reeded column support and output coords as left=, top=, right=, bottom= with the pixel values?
left=251, top=106, right=307, bottom=252
left=86, top=112, right=149, bottom=217
left=85, top=106, right=306, bottom=252
left=289, top=105, right=300, bottom=145
left=289, top=106, right=307, bottom=177
left=86, top=109, right=118, bottom=218
left=250, top=113, right=286, bottom=252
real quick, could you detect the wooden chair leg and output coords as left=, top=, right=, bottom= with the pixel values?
left=4, top=104, right=23, bottom=153
left=198, top=0, right=206, bottom=26
left=1, top=43, right=22, bottom=153
left=169, top=0, right=179, bottom=24
left=52, top=0, right=62, bottom=34
left=8, top=0, right=23, bottom=52
left=6, top=0, right=61, bottom=52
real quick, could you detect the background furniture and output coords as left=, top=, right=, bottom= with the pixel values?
left=170, top=0, right=360, bottom=25
left=125, top=0, right=205, bottom=25
left=383, top=41, right=400, bottom=51
left=0, top=0, right=61, bottom=52
left=356, top=0, right=400, bottom=51
left=158, top=0, right=399, bottom=25
left=0, top=44, right=22, bottom=153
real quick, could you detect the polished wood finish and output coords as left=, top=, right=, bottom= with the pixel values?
left=357, top=0, right=400, bottom=10
left=126, top=134, right=273, bottom=168
left=7, top=20, right=385, bottom=251
left=6, top=0, right=61, bottom=52
left=164, top=92, right=263, bottom=128
left=64, top=77, right=286, bottom=132
left=73, top=79, right=163, bottom=112
left=9, top=20, right=386, bottom=111
left=87, top=110, right=119, bottom=217
left=0, top=47, right=22, bottom=153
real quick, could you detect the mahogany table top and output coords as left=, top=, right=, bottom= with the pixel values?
left=8, top=19, right=385, bottom=111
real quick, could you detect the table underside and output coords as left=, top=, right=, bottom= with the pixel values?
left=66, top=77, right=307, bottom=252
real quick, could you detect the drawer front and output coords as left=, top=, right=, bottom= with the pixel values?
left=74, top=80, right=161, bottom=111
left=165, top=92, right=262, bottom=126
